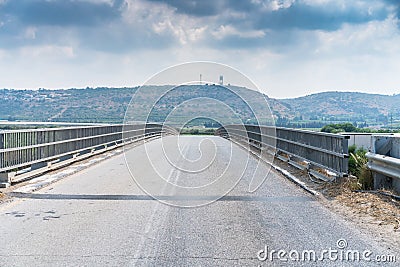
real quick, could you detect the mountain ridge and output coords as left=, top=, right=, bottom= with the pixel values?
left=0, top=87, right=398, bottom=127
left=271, top=91, right=399, bottom=123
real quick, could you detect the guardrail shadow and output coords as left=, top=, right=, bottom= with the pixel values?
left=9, top=192, right=314, bottom=203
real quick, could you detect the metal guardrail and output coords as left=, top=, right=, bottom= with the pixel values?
left=367, top=135, right=400, bottom=193
left=216, top=124, right=349, bottom=178
left=0, top=124, right=177, bottom=184
left=366, top=152, right=400, bottom=178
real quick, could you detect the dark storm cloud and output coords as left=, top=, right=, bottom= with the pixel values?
left=0, top=0, right=396, bottom=52
left=383, top=0, right=400, bottom=19
left=146, top=0, right=225, bottom=17
left=0, top=0, right=124, bottom=27
left=147, top=0, right=264, bottom=16
left=384, top=0, right=400, bottom=8
left=150, top=0, right=393, bottom=51
left=255, top=2, right=387, bottom=31
left=0, top=0, right=139, bottom=51
left=150, top=0, right=389, bottom=31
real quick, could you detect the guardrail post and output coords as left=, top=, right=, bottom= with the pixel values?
left=342, top=136, right=350, bottom=176
left=0, top=132, right=4, bottom=149
left=0, top=171, right=15, bottom=185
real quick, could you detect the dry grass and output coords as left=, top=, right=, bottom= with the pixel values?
left=321, top=177, right=400, bottom=231
left=319, top=176, right=359, bottom=197
left=358, top=166, right=374, bottom=190
left=336, top=191, right=400, bottom=231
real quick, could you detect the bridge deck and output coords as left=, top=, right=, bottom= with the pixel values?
left=0, top=136, right=395, bottom=266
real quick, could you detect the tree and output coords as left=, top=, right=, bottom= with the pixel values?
left=321, top=123, right=357, bottom=133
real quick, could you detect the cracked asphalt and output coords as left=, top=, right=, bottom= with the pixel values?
left=0, top=136, right=398, bottom=266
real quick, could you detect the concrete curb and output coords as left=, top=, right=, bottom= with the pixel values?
left=269, top=164, right=320, bottom=196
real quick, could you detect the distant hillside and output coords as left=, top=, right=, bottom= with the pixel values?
left=0, top=85, right=271, bottom=125
left=272, top=91, right=400, bottom=127
left=280, top=91, right=399, bottom=117
left=0, top=87, right=398, bottom=128
left=0, top=87, right=134, bottom=123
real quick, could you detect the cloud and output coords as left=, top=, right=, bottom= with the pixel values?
left=130, top=0, right=393, bottom=52
left=212, top=25, right=266, bottom=40
left=147, top=0, right=390, bottom=31
left=0, top=0, right=176, bottom=51
left=0, top=0, right=127, bottom=49
left=383, top=0, right=400, bottom=23
left=0, top=0, right=395, bottom=53
left=146, top=0, right=226, bottom=17
left=253, top=1, right=388, bottom=31
left=1, top=0, right=124, bottom=27
left=0, top=0, right=398, bottom=102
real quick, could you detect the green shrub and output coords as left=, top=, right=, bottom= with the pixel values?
left=359, top=165, right=373, bottom=190
left=349, top=146, right=366, bottom=176
left=321, top=123, right=357, bottom=133
left=348, top=146, right=373, bottom=189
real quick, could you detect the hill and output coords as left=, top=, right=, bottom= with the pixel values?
left=0, top=85, right=272, bottom=125
left=0, top=87, right=398, bottom=128
left=0, top=87, right=134, bottom=123
left=272, top=91, right=400, bottom=127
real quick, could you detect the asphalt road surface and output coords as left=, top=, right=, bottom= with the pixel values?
left=0, top=136, right=397, bottom=266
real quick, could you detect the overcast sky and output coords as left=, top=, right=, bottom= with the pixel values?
left=0, top=0, right=399, bottom=98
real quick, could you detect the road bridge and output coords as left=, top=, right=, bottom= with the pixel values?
left=0, top=135, right=397, bottom=266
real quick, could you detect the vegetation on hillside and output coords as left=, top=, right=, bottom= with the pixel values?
left=0, top=87, right=135, bottom=123
left=0, top=88, right=399, bottom=130
left=321, top=123, right=357, bottom=133
left=274, top=91, right=400, bottom=129
left=179, top=128, right=216, bottom=135
left=0, top=86, right=272, bottom=125
left=321, top=123, right=400, bottom=134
